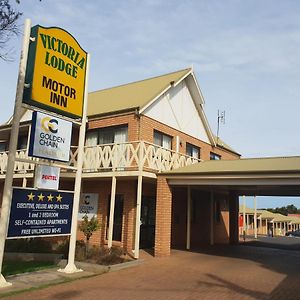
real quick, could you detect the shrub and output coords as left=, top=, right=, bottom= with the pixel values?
left=78, top=215, right=100, bottom=258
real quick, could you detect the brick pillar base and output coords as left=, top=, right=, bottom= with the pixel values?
left=154, top=176, right=172, bottom=257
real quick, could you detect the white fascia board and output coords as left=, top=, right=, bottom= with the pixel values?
left=186, top=73, right=216, bottom=146
left=198, top=108, right=216, bottom=146
left=139, top=69, right=193, bottom=114
left=173, top=69, right=193, bottom=87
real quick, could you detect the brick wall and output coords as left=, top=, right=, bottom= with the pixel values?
left=155, top=176, right=172, bottom=257
left=139, top=115, right=239, bottom=161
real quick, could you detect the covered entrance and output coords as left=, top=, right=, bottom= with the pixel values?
left=154, top=156, right=300, bottom=257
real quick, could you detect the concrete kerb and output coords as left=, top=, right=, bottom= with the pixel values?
left=0, top=258, right=143, bottom=297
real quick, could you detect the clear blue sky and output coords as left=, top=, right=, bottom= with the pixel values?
left=1, top=1, right=300, bottom=208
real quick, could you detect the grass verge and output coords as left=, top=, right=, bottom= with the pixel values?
left=2, top=261, right=56, bottom=276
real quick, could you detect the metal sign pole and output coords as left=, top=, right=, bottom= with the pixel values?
left=59, top=53, right=90, bottom=273
left=0, top=19, right=31, bottom=287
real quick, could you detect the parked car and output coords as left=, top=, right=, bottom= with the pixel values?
left=285, top=229, right=300, bottom=237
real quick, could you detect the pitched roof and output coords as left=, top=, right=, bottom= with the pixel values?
left=257, top=210, right=276, bottom=220
left=87, top=68, right=192, bottom=117
left=162, top=156, right=300, bottom=175
left=271, top=213, right=293, bottom=222
left=213, top=135, right=239, bottom=155
left=239, top=205, right=262, bottom=215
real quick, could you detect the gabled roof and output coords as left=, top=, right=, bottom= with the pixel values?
left=257, top=210, right=276, bottom=220
left=214, top=135, right=239, bottom=155
left=87, top=68, right=192, bottom=117
left=239, top=204, right=262, bottom=215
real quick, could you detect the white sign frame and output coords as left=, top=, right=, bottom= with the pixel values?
left=29, top=111, right=72, bottom=162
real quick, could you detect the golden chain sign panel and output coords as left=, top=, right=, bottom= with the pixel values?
left=23, top=25, right=87, bottom=119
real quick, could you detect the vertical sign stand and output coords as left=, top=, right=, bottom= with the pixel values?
left=59, top=53, right=90, bottom=273
left=0, top=19, right=90, bottom=286
left=0, top=19, right=31, bottom=287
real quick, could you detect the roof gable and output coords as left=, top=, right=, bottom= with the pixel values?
left=142, top=78, right=211, bottom=143
left=87, top=68, right=191, bottom=117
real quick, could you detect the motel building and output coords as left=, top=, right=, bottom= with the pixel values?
left=1, top=68, right=300, bottom=258
left=239, top=205, right=300, bottom=237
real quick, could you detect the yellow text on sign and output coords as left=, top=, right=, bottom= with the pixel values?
left=31, top=26, right=87, bottom=118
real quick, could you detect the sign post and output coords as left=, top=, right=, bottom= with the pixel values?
left=0, top=19, right=31, bottom=287
left=0, top=19, right=90, bottom=286
left=59, top=53, right=90, bottom=273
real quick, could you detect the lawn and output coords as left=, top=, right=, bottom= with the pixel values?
left=2, top=261, right=56, bottom=276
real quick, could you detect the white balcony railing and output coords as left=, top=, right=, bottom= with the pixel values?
left=0, top=141, right=201, bottom=176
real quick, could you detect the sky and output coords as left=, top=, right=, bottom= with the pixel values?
left=1, top=0, right=300, bottom=208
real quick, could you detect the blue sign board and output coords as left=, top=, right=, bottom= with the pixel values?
left=7, top=187, right=73, bottom=238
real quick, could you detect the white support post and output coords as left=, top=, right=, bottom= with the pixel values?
left=210, top=191, right=214, bottom=245
left=254, top=196, right=257, bottom=239
left=246, top=214, right=249, bottom=235
left=59, top=53, right=90, bottom=274
left=108, top=176, right=117, bottom=249
left=259, top=217, right=262, bottom=235
left=186, top=186, right=191, bottom=250
left=134, top=175, right=142, bottom=259
left=22, top=177, right=27, bottom=188
left=0, top=19, right=31, bottom=287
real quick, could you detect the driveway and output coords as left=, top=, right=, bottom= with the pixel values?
left=5, top=245, right=300, bottom=300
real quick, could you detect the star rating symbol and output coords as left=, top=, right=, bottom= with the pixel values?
left=27, top=192, right=35, bottom=201
left=56, top=194, right=62, bottom=202
left=37, top=193, right=45, bottom=201
left=47, top=194, right=54, bottom=202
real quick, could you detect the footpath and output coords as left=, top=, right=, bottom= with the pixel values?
left=0, top=259, right=142, bottom=298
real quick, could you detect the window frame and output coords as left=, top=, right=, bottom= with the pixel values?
left=210, top=152, right=221, bottom=160
left=86, top=124, right=128, bottom=146
left=153, top=130, right=172, bottom=150
left=186, top=142, right=200, bottom=159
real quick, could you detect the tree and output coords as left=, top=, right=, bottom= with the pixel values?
left=0, top=0, right=22, bottom=60
left=266, top=204, right=300, bottom=216
left=79, top=215, right=101, bottom=258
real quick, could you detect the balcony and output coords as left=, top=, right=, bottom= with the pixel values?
left=0, top=141, right=201, bottom=177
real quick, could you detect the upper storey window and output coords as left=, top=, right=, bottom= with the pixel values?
left=86, top=125, right=128, bottom=146
left=186, top=143, right=200, bottom=159
left=17, top=135, right=28, bottom=150
left=0, top=142, right=6, bottom=152
left=153, top=130, right=172, bottom=150
left=210, top=152, right=221, bottom=160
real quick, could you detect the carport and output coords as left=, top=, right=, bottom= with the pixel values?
left=154, top=156, right=300, bottom=257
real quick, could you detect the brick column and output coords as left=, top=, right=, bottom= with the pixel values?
left=154, top=176, right=172, bottom=257
left=229, top=191, right=239, bottom=245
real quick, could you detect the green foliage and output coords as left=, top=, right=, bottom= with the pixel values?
left=266, top=204, right=300, bottom=216
left=79, top=215, right=100, bottom=241
left=78, top=215, right=100, bottom=258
